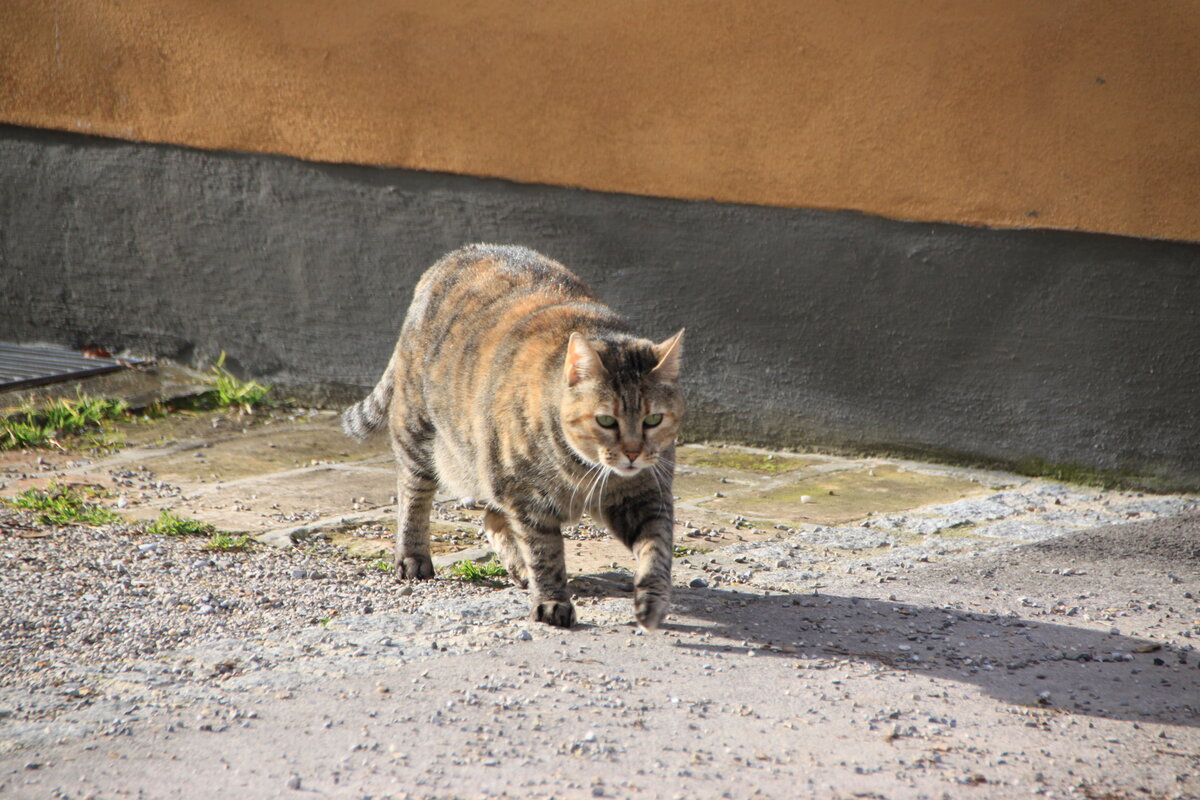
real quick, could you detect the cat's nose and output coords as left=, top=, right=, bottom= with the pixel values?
left=624, top=450, right=641, bottom=463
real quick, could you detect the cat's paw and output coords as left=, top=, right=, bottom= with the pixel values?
left=500, top=560, right=529, bottom=589
left=532, top=599, right=577, bottom=628
left=396, top=554, right=434, bottom=579
left=634, top=592, right=669, bottom=631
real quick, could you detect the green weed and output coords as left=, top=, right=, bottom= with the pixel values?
left=0, top=393, right=129, bottom=450
left=208, top=352, right=270, bottom=413
left=447, top=558, right=508, bottom=584
left=203, top=532, right=252, bottom=552
left=145, top=510, right=215, bottom=537
left=5, top=483, right=122, bottom=526
left=370, top=559, right=395, bottom=572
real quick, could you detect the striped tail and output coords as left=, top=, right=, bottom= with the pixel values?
left=341, top=349, right=396, bottom=440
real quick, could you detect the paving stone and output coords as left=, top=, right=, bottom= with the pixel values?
left=700, top=465, right=985, bottom=527
left=972, top=519, right=1074, bottom=542
left=675, top=445, right=833, bottom=475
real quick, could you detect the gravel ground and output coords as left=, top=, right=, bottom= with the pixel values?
left=2, top=500, right=1199, bottom=799
left=0, top=505, right=520, bottom=726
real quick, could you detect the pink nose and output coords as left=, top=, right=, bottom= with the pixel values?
left=624, top=450, right=641, bottom=463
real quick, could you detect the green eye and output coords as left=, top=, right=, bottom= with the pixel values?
left=596, top=415, right=618, bottom=429
left=643, top=413, right=664, bottom=427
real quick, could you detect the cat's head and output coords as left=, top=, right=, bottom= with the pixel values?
left=560, top=329, right=685, bottom=477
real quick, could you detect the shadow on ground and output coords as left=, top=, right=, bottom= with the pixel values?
left=665, top=589, right=1197, bottom=728
left=567, top=513, right=1200, bottom=729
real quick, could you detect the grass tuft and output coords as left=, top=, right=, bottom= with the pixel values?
left=1, top=393, right=129, bottom=451
left=144, top=510, right=215, bottom=537
left=208, top=352, right=270, bottom=413
left=370, top=558, right=395, bottom=572
left=203, top=532, right=252, bottom=552
left=5, top=483, right=122, bottom=526
left=447, top=558, right=508, bottom=584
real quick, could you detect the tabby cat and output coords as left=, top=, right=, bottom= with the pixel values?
left=342, top=245, right=685, bottom=629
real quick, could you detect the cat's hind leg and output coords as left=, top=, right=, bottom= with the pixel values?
left=390, top=425, right=437, bottom=579
left=483, top=508, right=529, bottom=588
left=394, top=467, right=436, bottom=578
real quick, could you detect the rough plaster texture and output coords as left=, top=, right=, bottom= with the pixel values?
left=1, top=126, right=1198, bottom=484
left=3, top=1, right=1200, bottom=242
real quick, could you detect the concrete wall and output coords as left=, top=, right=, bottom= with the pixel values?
left=2, top=126, right=1198, bottom=486
left=3, top=1, right=1200, bottom=242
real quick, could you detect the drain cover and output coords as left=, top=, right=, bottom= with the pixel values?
left=0, top=343, right=125, bottom=392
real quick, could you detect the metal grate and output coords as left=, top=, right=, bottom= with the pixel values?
left=0, top=343, right=125, bottom=392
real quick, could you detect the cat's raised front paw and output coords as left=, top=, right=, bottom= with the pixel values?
left=634, top=592, right=669, bottom=631
left=396, top=554, right=434, bottom=579
left=532, top=599, right=577, bottom=628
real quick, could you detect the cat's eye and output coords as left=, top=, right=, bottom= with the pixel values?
left=595, top=415, right=618, bottom=429
left=643, top=413, right=664, bottom=427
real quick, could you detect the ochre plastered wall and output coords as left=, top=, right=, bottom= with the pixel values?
left=3, top=0, right=1199, bottom=242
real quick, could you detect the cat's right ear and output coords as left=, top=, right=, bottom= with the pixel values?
left=565, top=332, right=605, bottom=387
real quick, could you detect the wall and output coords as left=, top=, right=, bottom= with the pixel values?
left=2, top=127, right=1198, bottom=486
left=2, top=1, right=1199, bottom=242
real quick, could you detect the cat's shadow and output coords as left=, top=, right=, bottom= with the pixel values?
left=568, top=573, right=1199, bottom=728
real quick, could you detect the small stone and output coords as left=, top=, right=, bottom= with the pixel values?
left=196, top=604, right=215, bottom=615
left=286, top=775, right=302, bottom=790
left=291, top=568, right=308, bottom=579
left=398, top=585, right=414, bottom=596
left=515, top=629, right=533, bottom=641
left=688, top=577, right=709, bottom=589
left=800, top=495, right=813, bottom=504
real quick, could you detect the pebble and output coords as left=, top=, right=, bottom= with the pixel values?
left=515, top=629, right=533, bottom=641
left=286, top=775, right=302, bottom=790
left=688, top=577, right=709, bottom=589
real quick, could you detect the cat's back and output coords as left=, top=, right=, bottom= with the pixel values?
left=404, top=244, right=604, bottom=343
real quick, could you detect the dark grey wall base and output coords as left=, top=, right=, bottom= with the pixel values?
left=3, top=125, right=1198, bottom=487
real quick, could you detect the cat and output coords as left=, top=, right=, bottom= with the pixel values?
left=342, top=244, right=684, bottom=629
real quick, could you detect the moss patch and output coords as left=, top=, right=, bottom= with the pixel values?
left=677, top=446, right=822, bottom=475
left=702, top=465, right=983, bottom=527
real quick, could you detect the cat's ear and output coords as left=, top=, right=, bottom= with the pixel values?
left=565, top=332, right=606, bottom=387
left=651, top=328, right=685, bottom=382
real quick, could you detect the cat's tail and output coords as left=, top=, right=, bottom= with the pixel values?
left=341, top=349, right=396, bottom=440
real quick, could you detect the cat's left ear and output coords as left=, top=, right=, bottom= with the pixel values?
left=651, top=328, right=685, bottom=381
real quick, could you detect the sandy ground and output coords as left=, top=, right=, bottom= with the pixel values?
left=1, top=510, right=1197, bottom=800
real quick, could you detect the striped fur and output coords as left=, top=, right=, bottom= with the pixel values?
left=344, top=244, right=685, bottom=629
left=341, top=348, right=397, bottom=439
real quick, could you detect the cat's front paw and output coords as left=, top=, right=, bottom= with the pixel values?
left=532, top=599, right=577, bottom=628
left=396, top=554, right=434, bottom=579
left=634, top=591, right=669, bottom=631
